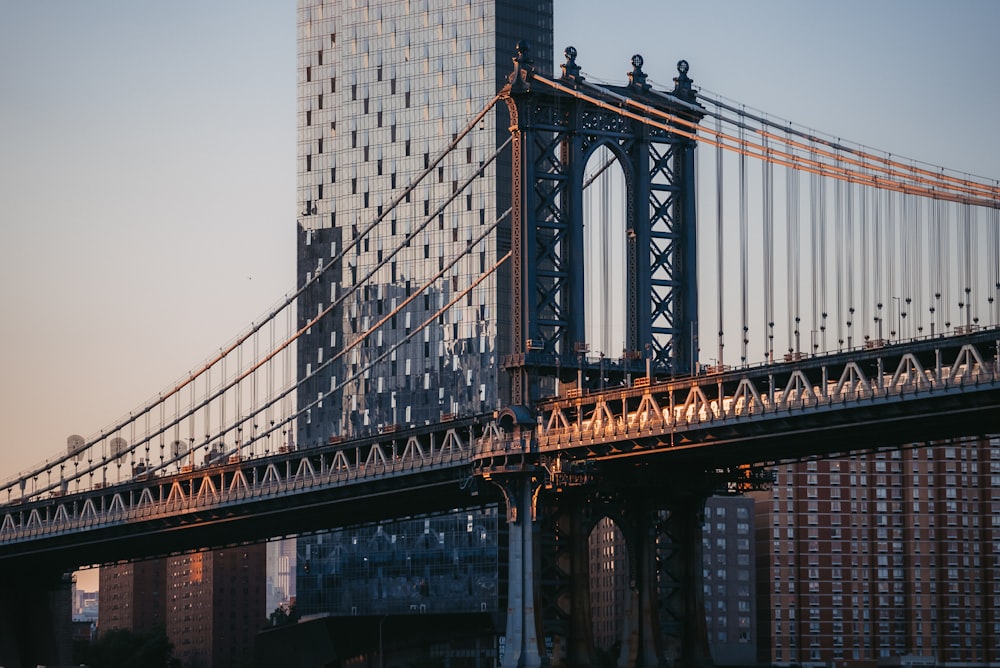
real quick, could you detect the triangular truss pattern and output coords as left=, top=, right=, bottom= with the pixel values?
left=136, top=488, right=156, bottom=509
left=439, top=429, right=467, bottom=458
left=108, top=493, right=127, bottom=515
left=261, top=463, right=283, bottom=487
left=229, top=470, right=250, bottom=496
left=165, top=481, right=186, bottom=506
left=294, top=458, right=318, bottom=482
left=780, top=371, right=818, bottom=408
left=948, top=344, right=986, bottom=382
left=890, top=353, right=929, bottom=390
left=53, top=503, right=71, bottom=525
left=80, top=498, right=98, bottom=521
left=364, top=444, right=389, bottom=469
left=729, top=378, right=765, bottom=416
left=834, top=362, right=871, bottom=398
left=195, top=476, right=219, bottom=504
left=680, top=385, right=713, bottom=422
left=589, top=399, right=617, bottom=436
left=634, top=393, right=664, bottom=429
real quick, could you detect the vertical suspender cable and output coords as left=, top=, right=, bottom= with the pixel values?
left=787, top=129, right=799, bottom=356
left=901, top=193, right=911, bottom=340
left=962, top=203, right=973, bottom=329
left=992, top=198, right=1000, bottom=326
left=846, top=176, right=855, bottom=348
left=819, top=166, right=828, bottom=351
left=267, top=317, right=275, bottom=454
left=874, top=187, right=884, bottom=342
left=913, top=196, right=922, bottom=337
left=931, top=199, right=942, bottom=335
left=763, top=131, right=775, bottom=362
left=861, top=185, right=870, bottom=343
left=835, top=155, right=844, bottom=349
left=716, top=112, right=725, bottom=367
left=739, top=114, right=749, bottom=364
left=882, top=190, right=902, bottom=338
left=810, top=160, right=819, bottom=354
left=943, top=200, right=952, bottom=331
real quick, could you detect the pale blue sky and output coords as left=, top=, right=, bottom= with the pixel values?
left=1, top=0, right=998, bottom=480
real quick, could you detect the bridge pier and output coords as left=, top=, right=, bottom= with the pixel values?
left=0, top=568, right=73, bottom=668
left=487, top=451, right=717, bottom=668
left=608, top=483, right=713, bottom=668
left=498, top=471, right=546, bottom=668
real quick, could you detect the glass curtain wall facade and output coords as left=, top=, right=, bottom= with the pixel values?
left=293, top=0, right=552, bottom=620
left=295, top=0, right=552, bottom=445
left=296, top=508, right=500, bottom=616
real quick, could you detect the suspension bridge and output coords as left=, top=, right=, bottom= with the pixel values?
left=1, top=44, right=998, bottom=667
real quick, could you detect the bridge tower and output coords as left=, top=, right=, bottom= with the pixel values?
left=491, top=44, right=713, bottom=667
left=502, top=43, right=703, bottom=410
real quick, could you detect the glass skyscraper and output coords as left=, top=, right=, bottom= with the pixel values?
left=293, top=0, right=553, bottom=622
left=295, top=0, right=552, bottom=445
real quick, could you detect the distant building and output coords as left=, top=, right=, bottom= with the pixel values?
left=294, top=0, right=553, bottom=441
left=589, top=516, right=628, bottom=652
left=295, top=509, right=499, bottom=618
left=266, top=537, right=297, bottom=614
left=98, top=545, right=265, bottom=667
left=72, top=579, right=99, bottom=622
left=166, top=544, right=267, bottom=668
left=98, top=558, right=166, bottom=634
left=292, top=0, right=553, bottom=628
left=586, top=497, right=758, bottom=665
left=702, top=495, right=758, bottom=666
left=754, top=435, right=1000, bottom=667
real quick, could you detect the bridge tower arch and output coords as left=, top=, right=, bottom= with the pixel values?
left=501, top=43, right=704, bottom=409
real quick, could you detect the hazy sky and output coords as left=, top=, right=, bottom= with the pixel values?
left=1, top=0, right=998, bottom=483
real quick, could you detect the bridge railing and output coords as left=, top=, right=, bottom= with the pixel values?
left=0, top=420, right=484, bottom=545
left=475, top=332, right=1000, bottom=457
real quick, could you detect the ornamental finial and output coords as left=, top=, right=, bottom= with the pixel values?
left=628, top=54, right=650, bottom=92
left=561, top=45, right=584, bottom=84
left=673, top=59, right=695, bottom=101
left=509, top=40, right=535, bottom=93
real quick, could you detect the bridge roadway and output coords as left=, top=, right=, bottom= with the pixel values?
left=0, top=328, right=997, bottom=572
left=481, top=326, right=1000, bottom=473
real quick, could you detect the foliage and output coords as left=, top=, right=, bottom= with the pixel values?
left=268, top=601, right=300, bottom=627
left=79, top=627, right=177, bottom=668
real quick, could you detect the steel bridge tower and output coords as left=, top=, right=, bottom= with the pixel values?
left=488, top=43, right=717, bottom=668
left=501, top=43, right=703, bottom=410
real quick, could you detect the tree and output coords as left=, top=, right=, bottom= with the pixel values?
left=268, top=601, right=300, bottom=627
left=79, top=627, right=177, bottom=668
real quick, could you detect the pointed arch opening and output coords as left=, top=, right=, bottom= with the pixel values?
left=588, top=515, right=629, bottom=655
left=583, top=144, right=629, bottom=360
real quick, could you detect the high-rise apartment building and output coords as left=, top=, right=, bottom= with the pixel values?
left=754, top=436, right=1000, bottom=667
left=702, top=495, right=758, bottom=666
left=292, top=0, right=553, bottom=626
left=98, top=558, right=166, bottom=635
left=99, top=546, right=265, bottom=667
left=295, top=0, right=552, bottom=444
left=166, top=545, right=266, bottom=668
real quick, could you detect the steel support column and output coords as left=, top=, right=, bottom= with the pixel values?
left=541, top=493, right=599, bottom=667
left=614, top=482, right=714, bottom=668
left=495, top=470, right=546, bottom=668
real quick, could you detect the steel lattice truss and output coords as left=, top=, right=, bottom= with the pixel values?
left=501, top=50, right=703, bottom=408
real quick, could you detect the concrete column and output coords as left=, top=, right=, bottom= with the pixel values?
left=502, top=473, right=545, bottom=668
left=0, top=568, right=73, bottom=668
